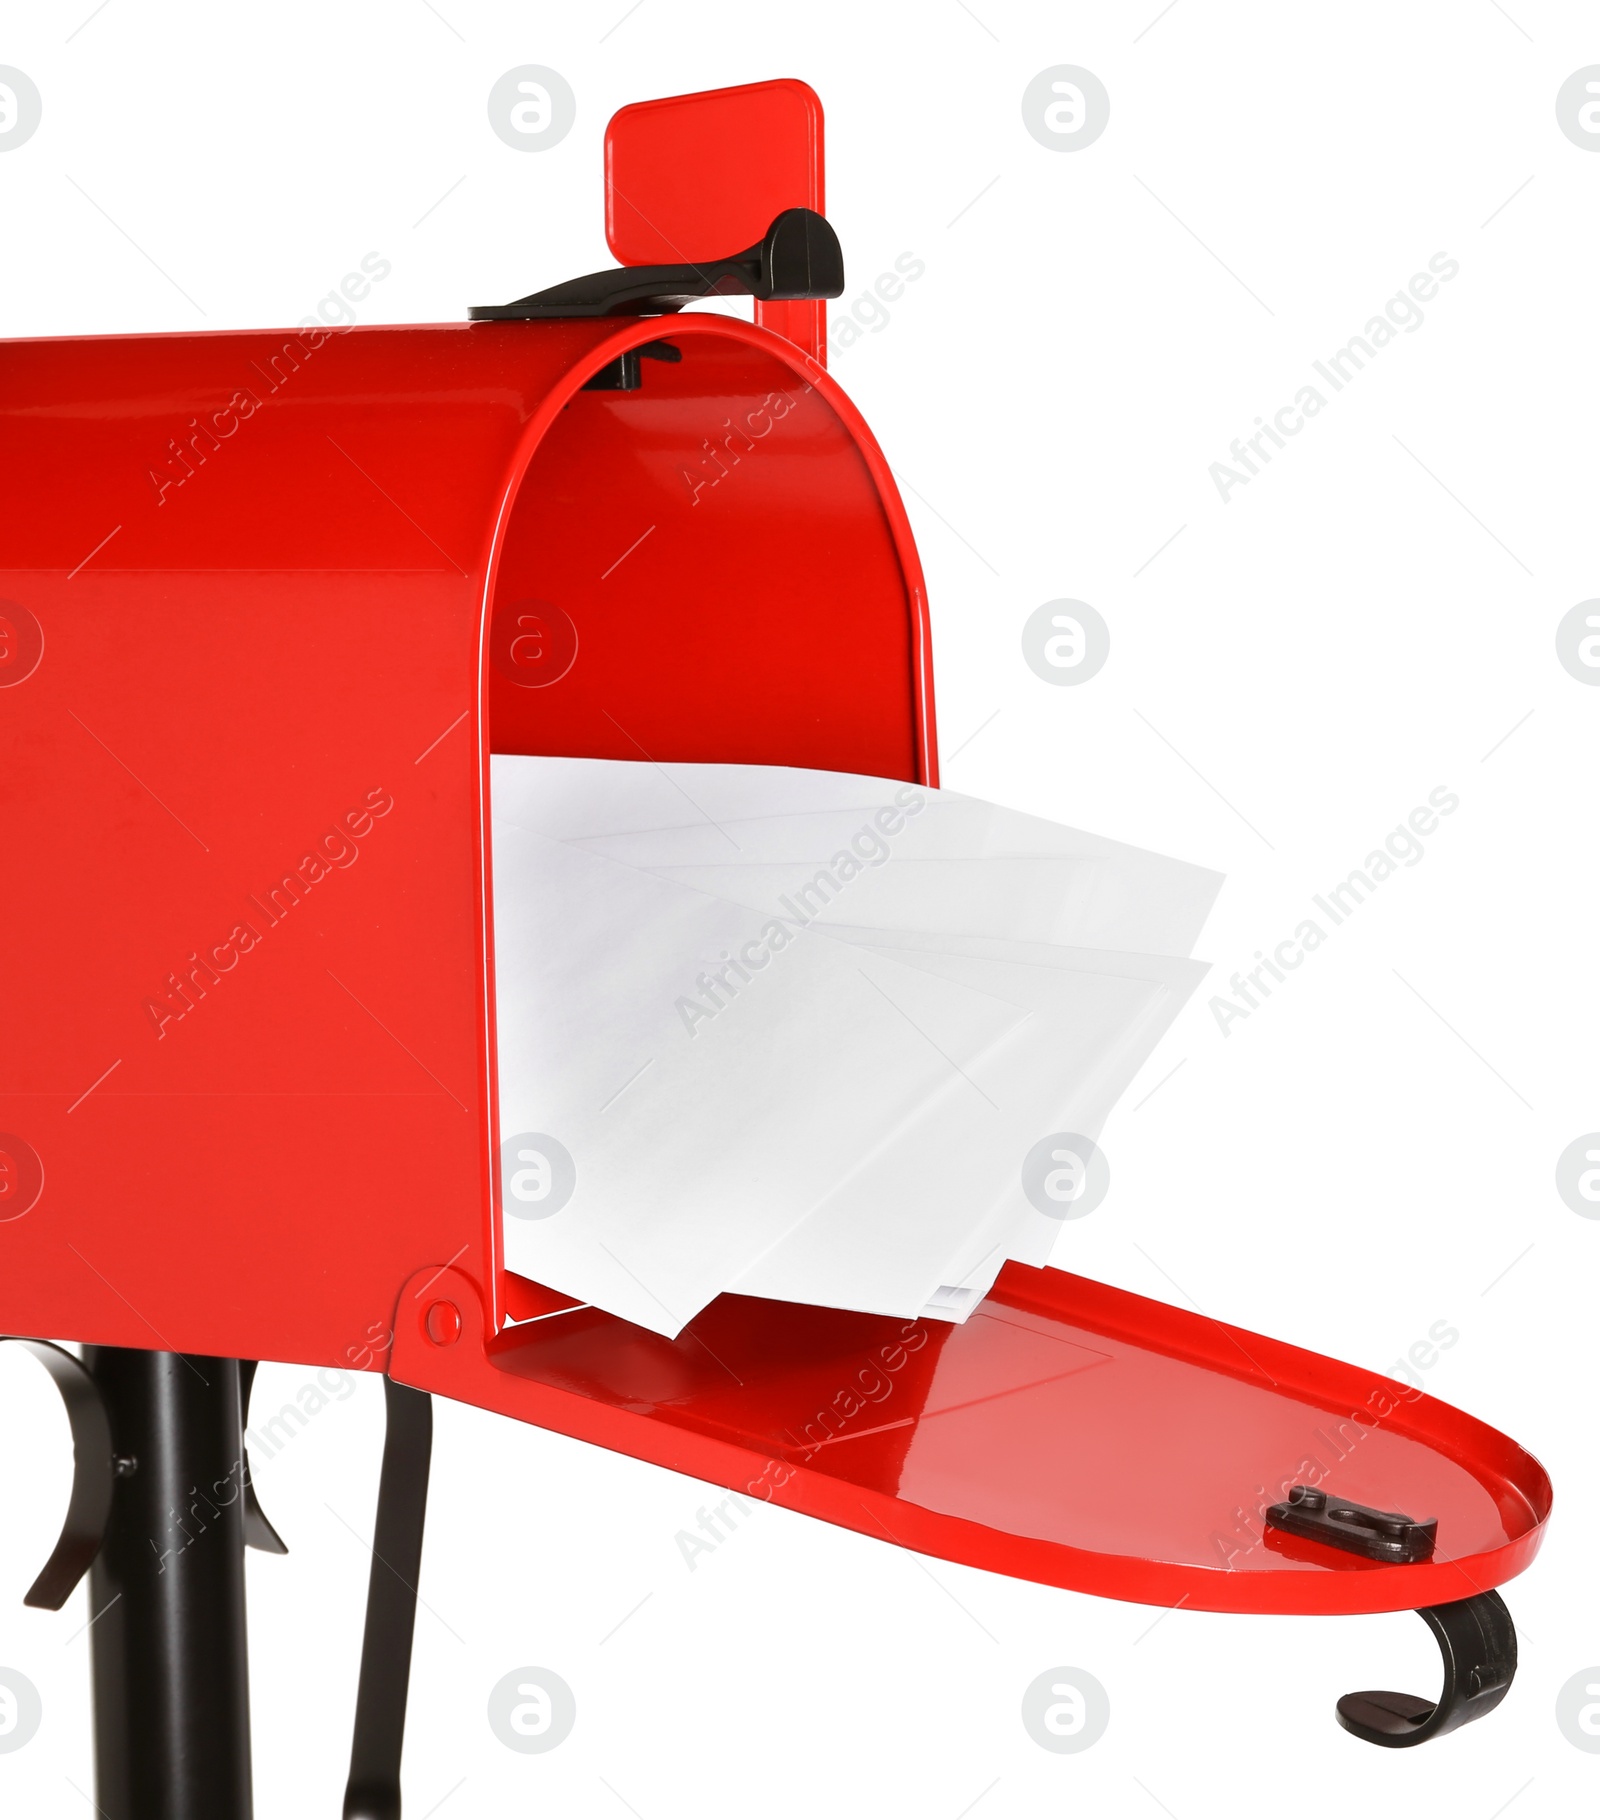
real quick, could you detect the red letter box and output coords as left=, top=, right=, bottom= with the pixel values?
left=0, top=79, right=1549, bottom=1816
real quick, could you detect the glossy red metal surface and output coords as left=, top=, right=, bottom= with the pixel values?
left=0, top=310, right=933, bottom=1367
left=397, top=1262, right=1550, bottom=1617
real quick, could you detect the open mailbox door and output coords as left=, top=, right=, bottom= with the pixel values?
left=0, top=78, right=1550, bottom=1819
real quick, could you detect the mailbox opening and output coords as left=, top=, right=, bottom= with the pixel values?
left=485, top=320, right=934, bottom=782
left=479, top=313, right=941, bottom=1326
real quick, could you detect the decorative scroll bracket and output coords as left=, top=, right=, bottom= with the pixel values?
left=1338, top=1591, right=1517, bottom=1748
left=4, top=1337, right=115, bottom=1610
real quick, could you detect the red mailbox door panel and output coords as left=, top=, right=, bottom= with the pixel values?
left=394, top=1260, right=1551, bottom=1619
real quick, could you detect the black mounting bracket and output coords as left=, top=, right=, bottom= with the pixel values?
left=581, top=337, right=682, bottom=394
left=2, top=1336, right=115, bottom=1610
left=3, top=1339, right=286, bottom=1607
left=469, top=206, right=843, bottom=320
left=1339, top=1591, right=1518, bottom=1747
left=238, top=1359, right=289, bottom=1555
left=8, top=1345, right=432, bottom=1815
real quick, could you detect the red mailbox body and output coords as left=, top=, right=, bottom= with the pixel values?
left=0, top=308, right=935, bottom=1369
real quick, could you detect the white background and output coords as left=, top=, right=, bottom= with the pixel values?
left=3, top=2, right=1598, bottom=1815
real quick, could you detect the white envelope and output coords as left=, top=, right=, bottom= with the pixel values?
left=489, top=755, right=1219, bottom=1334
left=644, top=855, right=1206, bottom=957
left=492, top=825, right=1028, bottom=1336
left=728, top=938, right=1204, bottom=1318
left=579, top=801, right=1221, bottom=960
left=845, top=929, right=1206, bottom=1306
left=495, top=754, right=1223, bottom=964
left=490, top=755, right=901, bottom=843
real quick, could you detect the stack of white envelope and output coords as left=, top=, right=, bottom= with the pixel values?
left=491, top=756, right=1221, bottom=1339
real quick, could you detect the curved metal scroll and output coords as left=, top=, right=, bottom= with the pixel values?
left=3, top=1337, right=115, bottom=1610
left=238, top=1358, right=288, bottom=1555
left=1338, top=1590, right=1517, bottom=1747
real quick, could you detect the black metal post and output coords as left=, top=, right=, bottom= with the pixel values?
left=83, top=1348, right=254, bottom=1820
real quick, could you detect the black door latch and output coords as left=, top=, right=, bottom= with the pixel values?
left=1265, top=1484, right=1437, bottom=1564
